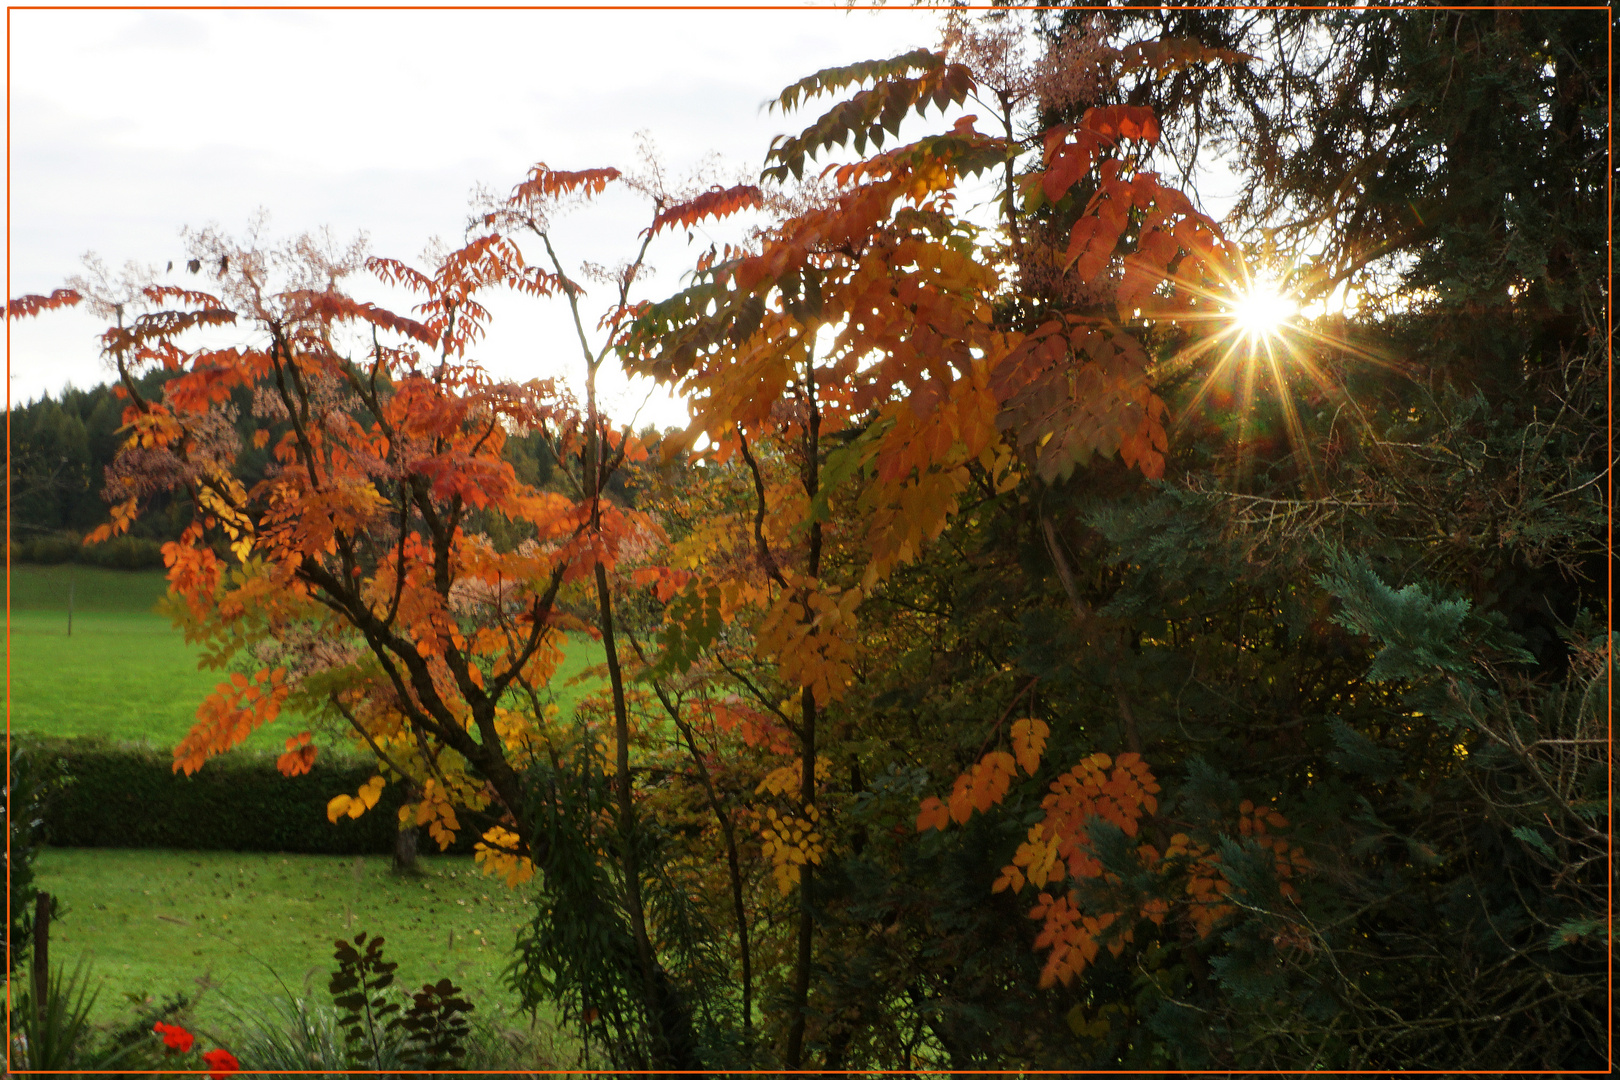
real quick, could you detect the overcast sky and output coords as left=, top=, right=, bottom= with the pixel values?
left=5, top=2, right=971, bottom=429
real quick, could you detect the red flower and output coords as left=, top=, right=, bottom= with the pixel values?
left=152, top=1021, right=195, bottom=1053
left=202, top=1048, right=239, bottom=1079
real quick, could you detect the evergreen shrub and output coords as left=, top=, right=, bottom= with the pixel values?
left=14, top=532, right=83, bottom=564
left=22, top=737, right=475, bottom=855
left=81, top=535, right=167, bottom=570
left=10, top=532, right=167, bottom=569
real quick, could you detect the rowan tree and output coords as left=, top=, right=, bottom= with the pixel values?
left=617, top=24, right=1257, bottom=1065
left=70, top=226, right=597, bottom=871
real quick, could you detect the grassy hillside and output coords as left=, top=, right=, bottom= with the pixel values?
left=5, top=566, right=267, bottom=748
left=8, top=563, right=174, bottom=612
left=7, top=565, right=604, bottom=751
left=32, top=848, right=554, bottom=1038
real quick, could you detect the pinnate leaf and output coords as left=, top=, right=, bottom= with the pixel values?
left=510, top=164, right=621, bottom=202
left=1011, top=718, right=1049, bottom=775
left=764, top=54, right=974, bottom=182
left=643, top=184, right=763, bottom=239
left=5, top=288, right=81, bottom=320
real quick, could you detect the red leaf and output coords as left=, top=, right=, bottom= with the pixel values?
left=290, top=290, right=438, bottom=346
left=643, top=184, right=763, bottom=239
left=511, top=164, right=621, bottom=203
left=5, top=288, right=81, bottom=320
left=1042, top=144, right=1092, bottom=204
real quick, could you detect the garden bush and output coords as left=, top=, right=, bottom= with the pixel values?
left=81, top=534, right=167, bottom=570
left=10, top=532, right=167, bottom=569
left=11, top=532, right=83, bottom=565
left=22, top=736, right=475, bottom=855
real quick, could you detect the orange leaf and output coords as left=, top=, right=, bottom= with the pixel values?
left=916, top=796, right=951, bottom=832
left=511, top=164, right=621, bottom=203
left=643, top=184, right=763, bottom=239
left=1011, top=718, right=1049, bottom=775
left=5, top=288, right=81, bottom=320
left=276, top=741, right=317, bottom=777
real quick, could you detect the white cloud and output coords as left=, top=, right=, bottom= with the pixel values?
left=6, top=3, right=958, bottom=426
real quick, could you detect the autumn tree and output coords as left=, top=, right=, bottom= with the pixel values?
left=648, top=4, right=1604, bottom=1069
left=69, top=228, right=583, bottom=857
left=615, top=6, right=1605, bottom=1068
left=66, top=152, right=768, bottom=1070
left=471, top=156, right=764, bottom=1073
left=616, top=19, right=1258, bottom=1063
left=64, top=212, right=707, bottom=1067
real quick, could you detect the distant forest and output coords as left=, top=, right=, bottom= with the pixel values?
left=8, top=371, right=577, bottom=568
left=9, top=372, right=175, bottom=567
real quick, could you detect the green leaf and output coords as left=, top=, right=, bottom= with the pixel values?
left=658, top=580, right=724, bottom=675
left=1510, top=824, right=1556, bottom=860
left=769, top=48, right=942, bottom=117
left=1548, top=917, right=1604, bottom=950
left=807, top=425, right=883, bottom=525
left=763, top=58, right=975, bottom=183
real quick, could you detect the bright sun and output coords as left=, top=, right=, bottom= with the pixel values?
left=1230, top=281, right=1298, bottom=341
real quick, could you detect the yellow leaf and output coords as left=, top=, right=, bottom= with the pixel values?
left=1011, top=718, right=1049, bottom=775
left=992, top=865, right=1025, bottom=894
left=326, top=794, right=353, bottom=823
left=755, top=763, right=799, bottom=797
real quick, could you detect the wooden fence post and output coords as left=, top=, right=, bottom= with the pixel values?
left=33, top=890, right=52, bottom=1019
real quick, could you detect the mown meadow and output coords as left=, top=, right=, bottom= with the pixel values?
left=9, top=564, right=602, bottom=749
left=8, top=564, right=277, bottom=750
left=35, top=850, right=538, bottom=1030
left=12, top=564, right=599, bottom=1058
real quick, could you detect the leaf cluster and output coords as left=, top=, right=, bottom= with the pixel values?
left=326, top=931, right=477, bottom=1071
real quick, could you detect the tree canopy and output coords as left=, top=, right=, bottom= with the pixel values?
left=10, top=5, right=1607, bottom=1072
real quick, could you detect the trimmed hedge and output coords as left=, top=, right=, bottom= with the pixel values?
left=11, top=532, right=167, bottom=569
left=24, top=737, right=476, bottom=855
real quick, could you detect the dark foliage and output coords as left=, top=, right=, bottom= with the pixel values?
left=25, top=736, right=474, bottom=856
left=5, top=745, right=70, bottom=973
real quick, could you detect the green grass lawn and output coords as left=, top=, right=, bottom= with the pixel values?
left=7, top=564, right=604, bottom=751
left=13, top=564, right=604, bottom=1060
left=33, top=848, right=549, bottom=1038
left=7, top=608, right=262, bottom=746
left=7, top=562, right=174, bottom=612
left=5, top=565, right=266, bottom=747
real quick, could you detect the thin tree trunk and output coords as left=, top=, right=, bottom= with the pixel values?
left=550, top=213, right=700, bottom=1075
left=678, top=736, right=754, bottom=1059
left=784, top=686, right=817, bottom=1069
left=785, top=357, right=824, bottom=1069
left=595, top=564, right=658, bottom=1031
left=392, top=821, right=419, bottom=873
left=33, top=891, right=52, bottom=1020
left=596, top=564, right=703, bottom=1076
left=725, top=815, right=753, bottom=1056
left=658, top=673, right=754, bottom=1057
